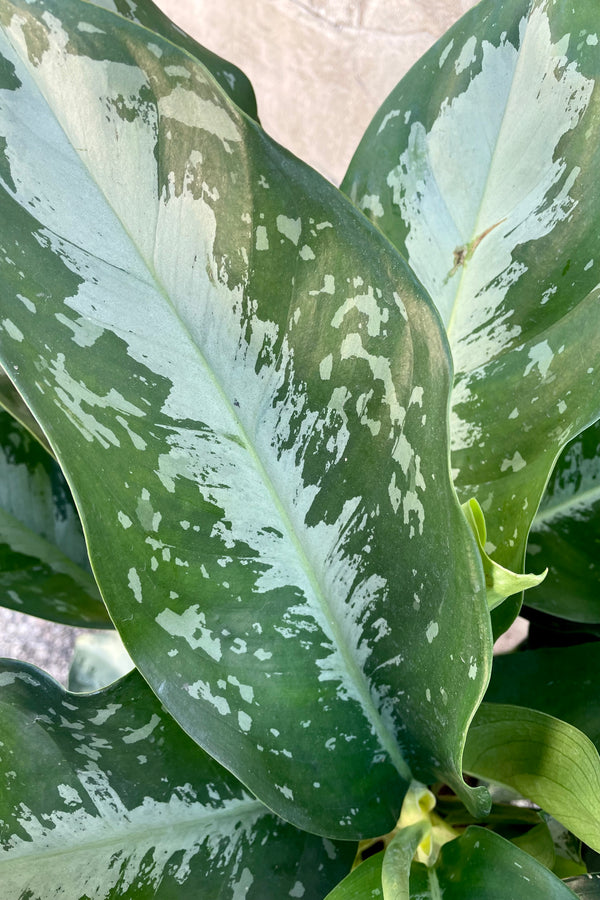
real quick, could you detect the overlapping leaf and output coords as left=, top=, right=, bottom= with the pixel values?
left=486, top=642, right=600, bottom=749
left=327, top=827, right=579, bottom=898
left=92, top=0, right=258, bottom=119
left=342, top=0, right=600, bottom=587
left=0, top=365, right=52, bottom=452
left=0, top=0, right=491, bottom=836
left=464, top=703, right=600, bottom=851
left=526, top=419, right=600, bottom=622
left=0, top=659, right=354, bottom=899
left=409, top=828, right=579, bottom=898
left=0, top=407, right=109, bottom=626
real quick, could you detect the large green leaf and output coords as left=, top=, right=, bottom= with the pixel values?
left=0, top=0, right=491, bottom=836
left=324, top=854, right=385, bottom=900
left=92, top=0, right=258, bottom=120
left=0, top=659, right=354, bottom=899
left=464, top=703, right=600, bottom=851
left=0, top=407, right=109, bottom=626
left=329, top=827, right=580, bottom=899
left=485, top=642, right=600, bottom=749
left=526, top=419, right=600, bottom=622
left=342, top=0, right=600, bottom=583
left=409, top=827, right=579, bottom=898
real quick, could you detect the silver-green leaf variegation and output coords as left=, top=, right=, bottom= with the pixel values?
left=342, top=0, right=600, bottom=586
left=0, top=406, right=109, bottom=626
left=0, top=660, right=355, bottom=899
left=526, top=418, right=600, bottom=622
left=0, top=0, right=491, bottom=836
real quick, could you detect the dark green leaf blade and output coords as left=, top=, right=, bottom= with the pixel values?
left=0, top=659, right=354, bottom=899
left=0, top=364, right=52, bottom=453
left=526, top=419, right=600, bottom=622
left=464, top=703, right=600, bottom=852
left=485, top=642, right=600, bottom=750
left=0, top=408, right=109, bottom=626
left=409, top=827, right=578, bottom=899
left=91, top=0, right=258, bottom=119
left=342, top=0, right=600, bottom=583
left=324, top=854, right=383, bottom=900
left=0, top=0, right=491, bottom=835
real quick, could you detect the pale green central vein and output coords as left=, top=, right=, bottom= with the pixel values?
left=445, top=14, right=530, bottom=346
left=533, top=482, right=600, bottom=527
left=0, top=797, right=267, bottom=866
left=3, top=18, right=412, bottom=783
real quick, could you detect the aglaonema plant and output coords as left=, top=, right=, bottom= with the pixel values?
left=0, top=0, right=599, bottom=896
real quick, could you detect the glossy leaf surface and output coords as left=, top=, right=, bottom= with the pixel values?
left=409, top=827, right=579, bottom=899
left=0, top=408, right=109, bottom=626
left=92, top=0, right=258, bottom=119
left=0, top=0, right=491, bottom=835
left=527, top=419, right=600, bottom=622
left=342, top=0, right=600, bottom=579
left=324, top=854, right=383, bottom=900
left=511, top=821, right=555, bottom=870
left=464, top=703, right=600, bottom=851
left=486, top=642, right=600, bottom=749
left=0, top=660, right=354, bottom=899
left=0, top=365, right=52, bottom=453
left=329, top=828, right=579, bottom=898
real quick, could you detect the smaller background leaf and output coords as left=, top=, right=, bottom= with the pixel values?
left=526, top=419, right=600, bottom=623
left=486, top=643, right=600, bottom=750
left=325, top=853, right=383, bottom=900
left=564, top=874, right=600, bottom=898
left=0, top=409, right=109, bottom=627
left=464, top=703, right=600, bottom=852
left=0, top=365, right=51, bottom=454
left=68, top=630, right=134, bottom=692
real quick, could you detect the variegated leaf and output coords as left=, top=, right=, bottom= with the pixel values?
left=0, top=0, right=491, bottom=836
left=0, top=660, right=355, bottom=899
left=342, top=0, right=600, bottom=586
left=408, top=828, right=579, bottom=899
left=92, top=0, right=258, bottom=120
left=526, top=418, right=600, bottom=622
left=0, top=407, right=109, bottom=626
left=0, top=364, right=52, bottom=453
left=327, top=827, right=580, bottom=899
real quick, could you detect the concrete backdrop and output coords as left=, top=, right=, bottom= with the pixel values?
left=3, top=0, right=526, bottom=687
left=154, top=0, right=477, bottom=184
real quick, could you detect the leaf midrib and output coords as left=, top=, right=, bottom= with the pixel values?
left=445, top=1, right=533, bottom=346
left=1, top=8, right=412, bottom=782
left=0, top=795, right=267, bottom=866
